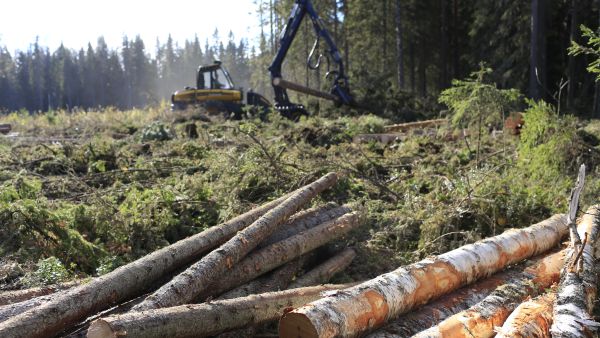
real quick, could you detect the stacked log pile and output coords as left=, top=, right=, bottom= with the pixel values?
left=2, top=169, right=599, bottom=338
left=0, top=172, right=364, bottom=338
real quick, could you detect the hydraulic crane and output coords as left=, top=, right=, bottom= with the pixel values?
left=269, top=0, right=354, bottom=119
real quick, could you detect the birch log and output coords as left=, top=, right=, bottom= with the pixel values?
left=134, top=172, right=338, bottom=311
left=495, top=291, right=556, bottom=338
left=0, top=188, right=295, bottom=338
left=197, top=212, right=360, bottom=300
left=289, top=248, right=356, bottom=289
left=365, top=250, right=562, bottom=337
left=411, top=249, right=565, bottom=338
left=551, top=205, right=600, bottom=338
left=87, top=284, right=354, bottom=338
left=278, top=214, right=567, bottom=338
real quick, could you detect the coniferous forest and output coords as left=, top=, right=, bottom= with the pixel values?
left=1, top=0, right=599, bottom=117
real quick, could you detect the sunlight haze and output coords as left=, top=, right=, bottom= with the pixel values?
left=0, top=0, right=260, bottom=53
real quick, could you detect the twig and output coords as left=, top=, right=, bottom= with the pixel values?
left=570, top=231, right=588, bottom=274
left=567, top=164, right=586, bottom=246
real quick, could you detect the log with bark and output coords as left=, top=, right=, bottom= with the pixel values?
left=411, top=249, right=565, bottom=338
left=551, top=205, right=600, bottom=338
left=0, top=186, right=300, bottom=338
left=133, top=172, right=338, bottom=311
left=383, top=119, right=447, bottom=133
left=495, top=290, right=556, bottom=338
left=260, top=203, right=353, bottom=248
left=197, top=212, right=360, bottom=300
left=87, top=284, right=355, bottom=338
left=365, top=249, right=563, bottom=337
left=217, top=256, right=307, bottom=300
left=288, top=248, right=356, bottom=289
left=0, top=280, right=82, bottom=306
left=278, top=214, right=567, bottom=338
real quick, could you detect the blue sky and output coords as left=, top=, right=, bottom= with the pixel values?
left=0, top=0, right=261, bottom=54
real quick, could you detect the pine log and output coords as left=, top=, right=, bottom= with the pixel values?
left=288, top=248, right=356, bottom=289
left=0, top=280, right=82, bottom=306
left=260, top=203, right=353, bottom=248
left=0, top=293, right=55, bottom=323
left=87, top=284, right=354, bottom=338
left=495, top=291, right=556, bottom=338
left=133, top=172, right=338, bottom=311
left=551, top=205, right=600, bottom=338
left=383, top=119, right=447, bottom=132
left=365, top=249, right=563, bottom=337
left=278, top=214, right=567, bottom=338
left=197, top=212, right=360, bottom=300
left=217, top=256, right=307, bottom=300
left=0, top=191, right=294, bottom=338
left=411, top=249, right=565, bottom=337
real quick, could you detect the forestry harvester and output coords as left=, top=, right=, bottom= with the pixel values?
left=171, top=0, right=355, bottom=120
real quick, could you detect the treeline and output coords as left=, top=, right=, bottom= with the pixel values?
left=0, top=32, right=252, bottom=112
left=1, top=0, right=600, bottom=116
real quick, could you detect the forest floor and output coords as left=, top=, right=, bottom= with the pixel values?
left=0, top=105, right=599, bottom=291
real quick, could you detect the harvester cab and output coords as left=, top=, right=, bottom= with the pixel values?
left=171, top=61, right=271, bottom=119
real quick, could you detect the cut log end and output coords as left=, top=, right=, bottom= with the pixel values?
left=87, top=319, right=118, bottom=338
left=279, top=312, right=319, bottom=338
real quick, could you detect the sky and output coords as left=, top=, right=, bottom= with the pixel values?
left=0, top=0, right=262, bottom=55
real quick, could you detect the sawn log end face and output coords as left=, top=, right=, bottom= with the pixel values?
left=87, top=319, right=118, bottom=338
left=279, top=312, right=320, bottom=338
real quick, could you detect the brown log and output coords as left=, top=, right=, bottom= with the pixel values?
left=365, top=249, right=563, bottom=337
left=278, top=214, right=567, bottom=338
left=411, top=249, right=565, bottom=338
left=383, top=119, right=447, bottom=132
left=260, top=203, right=353, bottom=248
left=288, top=248, right=356, bottom=289
left=197, top=212, right=360, bottom=301
left=0, top=191, right=295, bottom=338
left=87, top=284, right=355, bottom=338
left=0, top=280, right=82, bottom=306
left=495, top=291, right=556, bottom=338
left=551, top=205, right=600, bottom=338
left=133, top=172, right=338, bottom=310
left=217, top=256, right=307, bottom=300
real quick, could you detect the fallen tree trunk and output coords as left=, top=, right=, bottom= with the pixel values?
left=551, top=205, right=600, bottom=338
left=134, top=172, right=338, bottom=311
left=87, top=284, right=354, bottom=338
left=0, top=293, right=55, bottom=323
left=197, top=212, right=360, bottom=300
left=411, top=249, right=564, bottom=338
left=365, top=249, right=563, bottom=337
left=0, top=190, right=296, bottom=338
left=495, top=291, right=556, bottom=338
left=0, top=280, right=82, bottom=306
left=217, top=256, right=307, bottom=300
left=260, top=203, right=353, bottom=248
left=288, top=248, right=356, bottom=289
left=278, top=214, right=567, bottom=338
left=383, top=119, right=447, bottom=133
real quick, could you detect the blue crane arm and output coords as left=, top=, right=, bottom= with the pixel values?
left=268, top=0, right=353, bottom=110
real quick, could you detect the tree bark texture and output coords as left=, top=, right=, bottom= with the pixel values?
left=0, top=293, right=55, bottom=323
left=134, top=172, right=338, bottom=311
left=278, top=214, right=567, bottom=338
left=260, top=203, right=353, bottom=249
left=411, top=249, right=565, bottom=338
left=217, top=256, right=307, bottom=300
left=0, top=280, right=81, bottom=306
left=551, top=205, right=600, bottom=338
left=0, top=191, right=294, bottom=338
left=383, top=119, right=447, bottom=133
left=495, top=291, right=556, bottom=338
left=365, top=249, right=563, bottom=338
left=87, top=284, right=353, bottom=338
left=197, top=212, right=360, bottom=301
left=289, top=248, right=356, bottom=289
